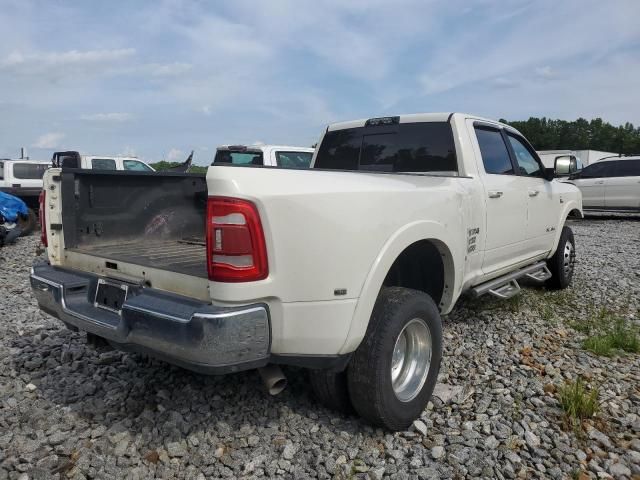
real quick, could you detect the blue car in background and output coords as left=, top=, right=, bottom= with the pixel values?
left=0, top=191, right=37, bottom=246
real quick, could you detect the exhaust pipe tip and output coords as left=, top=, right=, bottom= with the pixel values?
left=258, top=365, right=287, bottom=395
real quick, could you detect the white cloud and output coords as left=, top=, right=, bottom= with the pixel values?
left=124, top=62, right=192, bottom=77
left=1, top=48, right=135, bottom=73
left=121, top=146, right=137, bottom=156
left=166, top=148, right=183, bottom=161
left=81, top=112, right=132, bottom=122
left=490, top=77, right=520, bottom=89
left=534, top=66, right=555, bottom=79
left=32, top=132, right=65, bottom=149
left=417, top=1, right=640, bottom=96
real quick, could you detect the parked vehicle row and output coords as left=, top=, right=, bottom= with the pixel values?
left=32, top=112, right=583, bottom=429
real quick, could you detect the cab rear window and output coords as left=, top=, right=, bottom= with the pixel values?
left=315, top=122, right=458, bottom=173
left=275, top=151, right=313, bottom=168
left=214, top=151, right=263, bottom=166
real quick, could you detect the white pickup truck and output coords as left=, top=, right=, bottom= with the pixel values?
left=31, top=113, right=582, bottom=429
left=51, top=151, right=155, bottom=171
left=214, top=145, right=315, bottom=168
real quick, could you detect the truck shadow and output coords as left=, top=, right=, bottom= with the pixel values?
left=11, top=327, right=365, bottom=446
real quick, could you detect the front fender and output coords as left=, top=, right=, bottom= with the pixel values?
left=549, top=198, right=583, bottom=257
left=338, top=220, right=461, bottom=355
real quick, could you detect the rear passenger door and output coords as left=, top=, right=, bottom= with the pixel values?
left=472, top=124, right=529, bottom=274
left=605, top=160, right=640, bottom=210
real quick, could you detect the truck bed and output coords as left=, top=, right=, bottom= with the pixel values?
left=58, top=169, right=208, bottom=279
left=68, top=238, right=207, bottom=278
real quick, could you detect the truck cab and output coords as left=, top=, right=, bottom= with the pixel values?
left=52, top=151, right=155, bottom=171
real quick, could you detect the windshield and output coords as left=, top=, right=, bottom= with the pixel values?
left=315, top=121, right=458, bottom=173
left=12, top=162, right=50, bottom=179
left=213, top=150, right=264, bottom=166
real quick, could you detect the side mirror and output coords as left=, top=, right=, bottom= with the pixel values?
left=554, top=155, right=579, bottom=177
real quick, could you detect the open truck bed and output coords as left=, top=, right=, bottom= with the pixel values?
left=58, top=169, right=208, bottom=278
left=68, top=239, right=207, bottom=278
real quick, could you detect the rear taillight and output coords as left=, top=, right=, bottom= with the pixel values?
left=38, top=190, right=47, bottom=247
left=206, top=196, right=268, bottom=282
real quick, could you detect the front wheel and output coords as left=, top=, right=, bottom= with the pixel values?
left=347, top=287, right=443, bottom=430
left=546, top=226, right=575, bottom=290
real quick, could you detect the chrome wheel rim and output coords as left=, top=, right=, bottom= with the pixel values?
left=563, top=241, right=575, bottom=278
left=391, top=318, right=432, bottom=402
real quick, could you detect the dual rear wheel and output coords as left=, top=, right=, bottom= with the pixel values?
left=310, top=287, right=443, bottom=430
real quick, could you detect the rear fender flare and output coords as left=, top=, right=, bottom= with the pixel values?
left=338, top=220, right=460, bottom=355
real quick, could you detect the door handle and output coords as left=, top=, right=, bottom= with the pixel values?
left=595, top=180, right=604, bottom=184
left=528, top=190, right=539, bottom=197
left=488, top=191, right=503, bottom=198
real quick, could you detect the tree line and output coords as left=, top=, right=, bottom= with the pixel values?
left=499, top=117, right=640, bottom=154
left=149, top=160, right=207, bottom=173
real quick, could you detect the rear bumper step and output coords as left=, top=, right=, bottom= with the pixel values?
left=30, top=263, right=271, bottom=374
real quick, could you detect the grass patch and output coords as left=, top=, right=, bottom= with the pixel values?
left=503, top=294, right=522, bottom=313
left=583, top=318, right=640, bottom=356
left=539, top=303, right=555, bottom=322
left=570, top=305, right=610, bottom=335
left=558, top=377, right=599, bottom=429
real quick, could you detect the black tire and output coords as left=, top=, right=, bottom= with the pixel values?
left=309, top=368, right=353, bottom=414
left=347, top=287, right=443, bottom=430
left=17, top=208, right=37, bottom=236
left=546, top=226, right=575, bottom=290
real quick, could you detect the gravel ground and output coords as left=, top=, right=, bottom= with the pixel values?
left=1, top=217, right=639, bottom=480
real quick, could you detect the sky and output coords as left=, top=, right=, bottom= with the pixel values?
left=1, top=0, right=639, bottom=165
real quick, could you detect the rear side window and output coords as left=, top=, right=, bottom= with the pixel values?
left=615, top=159, right=640, bottom=177
left=91, top=158, right=117, bottom=170
left=214, top=151, right=263, bottom=166
left=275, top=151, right=313, bottom=168
left=123, top=160, right=153, bottom=171
left=12, top=163, right=49, bottom=179
left=580, top=162, right=614, bottom=178
left=475, top=128, right=513, bottom=175
left=315, top=122, right=458, bottom=173
left=0, top=162, right=4, bottom=180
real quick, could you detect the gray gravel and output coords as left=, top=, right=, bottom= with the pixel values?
left=1, top=216, right=639, bottom=479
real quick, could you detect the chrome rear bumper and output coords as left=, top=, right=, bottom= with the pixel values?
left=30, top=263, right=270, bottom=374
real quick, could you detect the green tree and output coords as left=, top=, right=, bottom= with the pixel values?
left=500, top=117, right=640, bottom=155
left=149, top=161, right=207, bottom=173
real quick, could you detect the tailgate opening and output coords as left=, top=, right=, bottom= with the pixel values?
left=60, top=169, right=208, bottom=278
